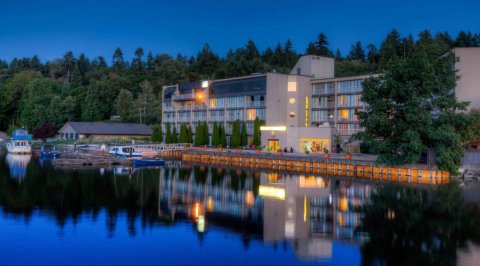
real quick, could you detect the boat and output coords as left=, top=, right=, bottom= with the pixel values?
left=109, top=146, right=143, bottom=158
left=40, top=144, right=61, bottom=159
left=5, top=129, right=32, bottom=154
left=132, top=159, right=165, bottom=167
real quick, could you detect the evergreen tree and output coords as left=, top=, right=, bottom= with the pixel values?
left=355, top=44, right=469, bottom=174
left=203, top=121, right=209, bottom=145
left=187, top=125, right=193, bottom=144
left=335, top=49, right=342, bottom=59
left=241, top=121, right=247, bottom=146
left=252, top=117, right=262, bottom=147
left=151, top=126, right=158, bottom=142
left=231, top=120, right=241, bottom=147
left=220, top=124, right=226, bottom=147
left=212, top=122, right=219, bottom=146
left=61, top=51, right=76, bottom=87
left=158, top=126, right=163, bottom=143
left=314, top=33, right=333, bottom=57
left=194, top=123, right=203, bottom=146
left=366, top=44, right=379, bottom=65
left=348, top=41, right=366, bottom=62
left=306, top=42, right=316, bottom=55
left=179, top=124, right=189, bottom=143
left=171, top=126, right=178, bottom=143
left=112, top=48, right=126, bottom=75
left=165, top=123, right=172, bottom=144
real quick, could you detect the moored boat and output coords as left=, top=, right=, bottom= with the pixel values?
left=40, top=144, right=61, bottom=159
left=5, top=129, right=32, bottom=154
left=132, top=159, right=165, bottom=167
left=109, top=146, right=142, bottom=158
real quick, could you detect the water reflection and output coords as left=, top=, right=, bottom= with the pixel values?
left=5, top=154, right=31, bottom=181
left=0, top=157, right=480, bottom=265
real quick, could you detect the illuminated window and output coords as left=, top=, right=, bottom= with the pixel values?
left=247, top=109, right=256, bottom=120
left=210, top=98, right=217, bottom=108
left=288, top=81, right=297, bottom=92
left=340, top=109, right=349, bottom=119
left=339, top=95, right=346, bottom=106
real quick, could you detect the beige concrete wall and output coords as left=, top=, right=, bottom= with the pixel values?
left=266, top=73, right=289, bottom=127
left=266, top=74, right=313, bottom=129
left=454, top=48, right=480, bottom=111
left=290, top=55, right=334, bottom=79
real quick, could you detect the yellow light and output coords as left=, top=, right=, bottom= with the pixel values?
left=197, top=215, right=205, bottom=232
left=303, top=196, right=307, bottom=222
left=193, top=203, right=200, bottom=219
left=246, top=191, right=254, bottom=206
left=340, top=197, right=348, bottom=212
left=260, top=126, right=287, bottom=131
left=197, top=93, right=203, bottom=100
left=207, top=196, right=214, bottom=212
left=259, top=185, right=285, bottom=200
left=299, top=176, right=327, bottom=188
left=305, top=96, right=309, bottom=127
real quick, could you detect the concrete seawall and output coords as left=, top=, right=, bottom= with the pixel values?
left=161, top=150, right=449, bottom=185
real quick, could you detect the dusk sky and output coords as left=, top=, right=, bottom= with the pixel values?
left=1, top=0, right=479, bottom=62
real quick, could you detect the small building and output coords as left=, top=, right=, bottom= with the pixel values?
left=58, top=122, right=152, bottom=141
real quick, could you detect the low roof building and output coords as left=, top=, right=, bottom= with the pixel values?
left=58, top=122, right=152, bottom=141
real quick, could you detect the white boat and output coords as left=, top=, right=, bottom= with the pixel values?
left=6, top=129, right=32, bottom=154
left=109, top=146, right=142, bottom=158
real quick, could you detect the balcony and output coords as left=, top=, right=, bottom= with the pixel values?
left=177, top=117, right=191, bottom=123
left=163, top=118, right=176, bottom=123
left=337, top=87, right=362, bottom=95
left=337, top=103, right=363, bottom=109
left=193, top=104, right=207, bottom=110
left=172, top=93, right=195, bottom=101
left=247, top=101, right=265, bottom=108
left=163, top=106, right=175, bottom=112
left=311, top=117, right=331, bottom=123
left=227, top=115, right=244, bottom=122
left=313, top=88, right=335, bottom=95
left=311, top=102, right=335, bottom=109
left=210, top=116, right=225, bottom=122
left=176, top=106, right=192, bottom=111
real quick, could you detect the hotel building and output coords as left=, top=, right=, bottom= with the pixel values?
left=162, top=48, right=480, bottom=151
left=162, top=56, right=336, bottom=151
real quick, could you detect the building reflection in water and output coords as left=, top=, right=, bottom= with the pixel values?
left=5, top=154, right=31, bottom=181
left=260, top=172, right=371, bottom=262
left=158, top=165, right=372, bottom=262
left=158, top=165, right=263, bottom=237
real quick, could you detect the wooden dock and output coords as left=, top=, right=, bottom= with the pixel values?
left=52, top=153, right=132, bottom=167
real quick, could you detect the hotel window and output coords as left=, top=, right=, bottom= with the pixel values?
left=227, top=109, right=244, bottom=120
left=227, top=96, right=244, bottom=108
left=210, top=98, right=217, bottom=108
left=339, top=95, right=347, bottom=106
left=340, top=109, right=349, bottom=120
left=355, top=95, right=362, bottom=106
left=247, top=109, right=256, bottom=120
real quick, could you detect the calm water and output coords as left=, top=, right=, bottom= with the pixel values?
left=1, top=153, right=480, bottom=265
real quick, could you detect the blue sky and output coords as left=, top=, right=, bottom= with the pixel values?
left=0, top=0, right=479, bottom=62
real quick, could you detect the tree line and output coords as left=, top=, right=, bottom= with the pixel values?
left=0, top=29, right=479, bottom=133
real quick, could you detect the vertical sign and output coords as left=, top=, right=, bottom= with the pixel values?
left=305, top=96, right=309, bottom=127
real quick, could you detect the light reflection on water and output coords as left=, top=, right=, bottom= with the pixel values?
left=0, top=155, right=479, bottom=265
